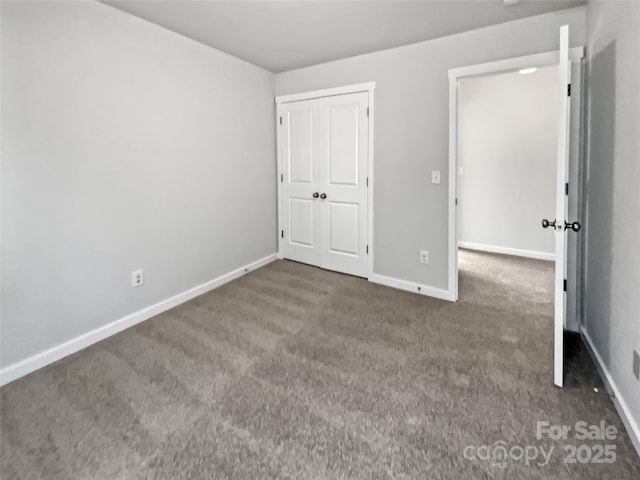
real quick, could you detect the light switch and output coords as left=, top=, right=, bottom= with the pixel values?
left=431, top=170, right=441, bottom=184
left=458, top=167, right=464, bottom=175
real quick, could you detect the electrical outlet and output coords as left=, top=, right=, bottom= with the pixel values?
left=420, top=250, right=429, bottom=264
left=633, top=350, right=640, bottom=381
left=132, top=269, right=144, bottom=287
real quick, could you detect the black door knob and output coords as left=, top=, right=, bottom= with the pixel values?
left=565, top=221, right=581, bottom=232
left=542, top=219, right=557, bottom=229
left=312, top=192, right=319, bottom=198
left=320, top=193, right=327, bottom=199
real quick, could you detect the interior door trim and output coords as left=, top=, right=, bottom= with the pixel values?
left=275, top=82, right=376, bottom=105
left=275, top=82, right=376, bottom=280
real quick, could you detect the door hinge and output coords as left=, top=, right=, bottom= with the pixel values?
left=455, top=198, right=458, bottom=206
left=281, top=230, right=284, bottom=238
left=279, top=116, right=282, bottom=125
left=366, top=245, right=369, bottom=254
left=565, top=182, right=569, bottom=195
left=366, top=177, right=369, bottom=187
left=366, top=107, right=369, bottom=117
left=563, top=279, right=567, bottom=292
left=280, top=173, right=283, bottom=182
left=567, top=84, right=571, bottom=97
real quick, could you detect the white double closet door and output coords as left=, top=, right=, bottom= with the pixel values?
left=280, top=91, right=369, bottom=278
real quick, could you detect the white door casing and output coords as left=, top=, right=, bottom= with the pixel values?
left=277, top=85, right=373, bottom=278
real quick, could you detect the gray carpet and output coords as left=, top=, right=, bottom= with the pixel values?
left=1, top=250, right=639, bottom=479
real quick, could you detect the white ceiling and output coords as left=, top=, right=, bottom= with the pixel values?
left=102, top=0, right=585, bottom=73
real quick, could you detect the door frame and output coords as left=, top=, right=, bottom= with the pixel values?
left=275, top=82, right=376, bottom=279
left=447, top=48, right=584, bottom=302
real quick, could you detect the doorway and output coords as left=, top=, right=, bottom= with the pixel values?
left=275, top=83, right=375, bottom=278
left=456, top=65, right=560, bottom=352
left=448, top=47, right=584, bottom=304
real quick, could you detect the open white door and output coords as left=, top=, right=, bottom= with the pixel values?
left=552, top=25, right=571, bottom=387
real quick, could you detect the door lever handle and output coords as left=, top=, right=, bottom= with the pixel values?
left=320, top=193, right=327, bottom=199
left=541, top=219, right=557, bottom=229
left=564, top=221, right=581, bottom=232
left=312, top=192, right=319, bottom=198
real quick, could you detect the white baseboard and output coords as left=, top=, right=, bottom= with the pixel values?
left=369, top=273, right=454, bottom=302
left=582, top=329, right=640, bottom=458
left=0, top=253, right=278, bottom=387
left=458, top=241, right=555, bottom=261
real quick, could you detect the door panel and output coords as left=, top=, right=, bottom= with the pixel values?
left=289, top=198, right=315, bottom=246
left=281, top=101, right=321, bottom=267
left=328, top=202, right=359, bottom=255
left=289, top=110, right=314, bottom=183
left=329, top=104, right=359, bottom=185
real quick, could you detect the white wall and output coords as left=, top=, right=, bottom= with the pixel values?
left=458, top=68, right=558, bottom=260
left=583, top=0, right=640, bottom=451
left=0, top=1, right=276, bottom=371
left=275, top=7, right=586, bottom=292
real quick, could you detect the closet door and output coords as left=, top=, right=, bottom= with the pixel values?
left=280, top=99, right=321, bottom=266
left=318, top=92, right=369, bottom=277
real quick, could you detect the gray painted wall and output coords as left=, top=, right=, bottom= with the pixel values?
left=458, top=68, right=558, bottom=258
left=1, top=1, right=277, bottom=369
left=275, top=7, right=586, bottom=290
left=584, top=0, right=640, bottom=437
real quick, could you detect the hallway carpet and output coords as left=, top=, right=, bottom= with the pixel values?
left=1, top=251, right=639, bottom=479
